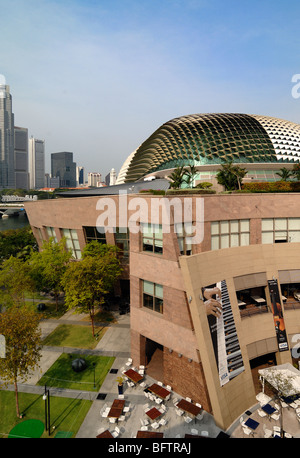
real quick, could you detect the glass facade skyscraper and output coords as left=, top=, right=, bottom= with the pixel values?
left=0, top=84, right=15, bottom=189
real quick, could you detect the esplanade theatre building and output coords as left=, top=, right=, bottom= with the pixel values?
left=25, top=113, right=300, bottom=430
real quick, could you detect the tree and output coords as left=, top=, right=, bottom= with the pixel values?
left=216, top=161, right=247, bottom=191
left=292, top=163, right=300, bottom=181
left=0, top=305, right=42, bottom=417
left=29, top=237, right=73, bottom=310
left=61, top=243, right=122, bottom=337
left=168, top=166, right=186, bottom=189
left=0, top=226, right=37, bottom=265
left=276, top=167, right=293, bottom=181
left=0, top=256, right=35, bottom=307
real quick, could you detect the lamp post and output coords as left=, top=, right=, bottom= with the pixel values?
left=93, top=362, right=96, bottom=389
left=43, top=385, right=51, bottom=436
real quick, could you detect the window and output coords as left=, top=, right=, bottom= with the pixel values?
left=115, top=227, right=129, bottom=260
left=61, top=228, right=81, bottom=259
left=211, top=220, right=250, bottom=250
left=175, top=222, right=193, bottom=255
left=262, top=218, right=300, bottom=244
left=143, top=281, right=163, bottom=313
left=141, top=223, right=163, bottom=254
left=45, top=226, right=57, bottom=242
left=83, top=226, right=106, bottom=244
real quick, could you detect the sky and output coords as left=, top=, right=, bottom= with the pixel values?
left=1, top=0, right=300, bottom=179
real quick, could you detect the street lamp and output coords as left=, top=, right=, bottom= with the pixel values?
left=93, top=362, right=96, bottom=389
left=43, top=385, right=51, bottom=436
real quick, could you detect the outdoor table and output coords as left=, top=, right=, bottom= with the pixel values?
left=124, top=368, right=144, bottom=384
left=261, top=404, right=276, bottom=416
left=108, top=399, right=125, bottom=419
left=244, top=418, right=259, bottom=431
left=176, top=399, right=202, bottom=417
left=148, top=383, right=171, bottom=400
left=145, top=407, right=163, bottom=421
left=136, top=430, right=164, bottom=438
left=96, top=429, right=114, bottom=438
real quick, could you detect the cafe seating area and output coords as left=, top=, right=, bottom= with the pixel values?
left=95, top=358, right=224, bottom=439
left=229, top=392, right=300, bottom=438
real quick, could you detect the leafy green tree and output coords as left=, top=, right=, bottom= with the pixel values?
left=216, top=161, right=247, bottom=191
left=0, top=305, right=42, bottom=417
left=0, top=226, right=37, bottom=265
left=61, top=243, right=122, bottom=336
left=276, top=167, right=293, bottom=181
left=0, top=256, right=35, bottom=307
left=29, top=237, right=73, bottom=310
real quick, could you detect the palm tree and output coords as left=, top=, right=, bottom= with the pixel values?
left=276, top=167, right=293, bottom=181
left=184, top=165, right=198, bottom=188
left=168, top=166, right=186, bottom=189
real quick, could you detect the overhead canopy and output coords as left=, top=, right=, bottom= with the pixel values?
left=258, top=363, right=300, bottom=398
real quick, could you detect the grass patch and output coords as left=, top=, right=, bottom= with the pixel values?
left=42, top=324, right=107, bottom=349
left=0, top=390, right=92, bottom=438
left=37, top=353, right=115, bottom=391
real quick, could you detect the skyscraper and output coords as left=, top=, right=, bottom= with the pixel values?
left=29, top=137, right=45, bottom=189
left=0, top=83, right=15, bottom=189
left=14, top=126, right=29, bottom=189
left=76, top=166, right=85, bottom=185
left=51, top=152, right=76, bottom=187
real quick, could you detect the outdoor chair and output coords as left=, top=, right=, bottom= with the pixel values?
left=123, top=406, right=130, bottom=412
left=109, top=417, right=116, bottom=423
left=200, top=431, right=209, bottom=437
left=140, top=425, right=148, bottom=431
left=191, top=428, right=198, bottom=435
left=152, top=422, right=159, bottom=429
left=118, top=415, right=125, bottom=422
left=271, top=413, right=280, bottom=421
left=155, top=397, right=163, bottom=404
left=159, top=418, right=167, bottom=426
left=264, top=429, right=272, bottom=438
left=166, top=385, right=172, bottom=391
left=257, top=409, right=267, bottom=417
left=184, top=416, right=193, bottom=424
left=176, top=409, right=184, bottom=416
left=157, top=381, right=163, bottom=386
left=196, top=402, right=202, bottom=408
left=186, top=397, right=192, bottom=403
left=112, top=427, right=120, bottom=438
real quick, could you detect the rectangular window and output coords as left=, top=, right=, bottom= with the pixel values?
left=143, top=280, right=163, bottom=314
left=83, top=226, right=106, bottom=244
left=141, top=223, right=163, bottom=254
left=261, top=218, right=300, bottom=244
left=211, top=220, right=250, bottom=250
left=115, top=227, right=129, bottom=260
left=45, top=226, right=57, bottom=242
left=175, top=222, right=193, bottom=255
left=61, top=228, right=81, bottom=259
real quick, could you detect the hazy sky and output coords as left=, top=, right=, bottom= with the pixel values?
left=1, top=0, right=300, bottom=178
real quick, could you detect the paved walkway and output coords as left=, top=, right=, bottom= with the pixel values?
left=4, top=309, right=225, bottom=438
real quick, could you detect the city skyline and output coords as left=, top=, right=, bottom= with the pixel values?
left=1, top=0, right=300, bottom=178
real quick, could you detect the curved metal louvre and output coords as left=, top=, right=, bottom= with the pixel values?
left=123, top=113, right=279, bottom=182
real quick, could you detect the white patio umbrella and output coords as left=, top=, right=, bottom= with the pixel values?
left=258, top=363, right=300, bottom=398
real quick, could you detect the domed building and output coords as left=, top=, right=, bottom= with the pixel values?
left=116, top=113, right=300, bottom=184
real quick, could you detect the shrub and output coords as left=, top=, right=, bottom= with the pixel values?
left=242, top=181, right=300, bottom=193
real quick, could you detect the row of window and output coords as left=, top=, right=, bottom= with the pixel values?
left=38, top=217, right=300, bottom=260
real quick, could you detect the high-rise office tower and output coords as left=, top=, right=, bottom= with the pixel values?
left=51, top=152, right=76, bottom=187
left=88, top=172, right=102, bottom=187
left=29, top=137, right=45, bottom=189
left=76, top=166, right=84, bottom=185
left=14, top=126, right=29, bottom=189
left=0, top=83, right=15, bottom=189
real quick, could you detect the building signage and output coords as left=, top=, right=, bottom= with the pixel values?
left=268, top=279, right=289, bottom=352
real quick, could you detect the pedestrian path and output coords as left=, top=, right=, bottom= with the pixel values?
left=4, top=308, right=225, bottom=438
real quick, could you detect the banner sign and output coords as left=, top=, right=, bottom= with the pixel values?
left=268, top=279, right=289, bottom=352
left=202, top=279, right=244, bottom=386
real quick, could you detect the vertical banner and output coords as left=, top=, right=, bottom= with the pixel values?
left=202, top=280, right=244, bottom=386
left=268, top=279, right=289, bottom=352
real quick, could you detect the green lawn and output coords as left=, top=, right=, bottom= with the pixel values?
left=42, top=323, right=107, bottom=349
left=0, top=390, right=92, bottom=438
left=37, top=353, right=115, bottom=391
